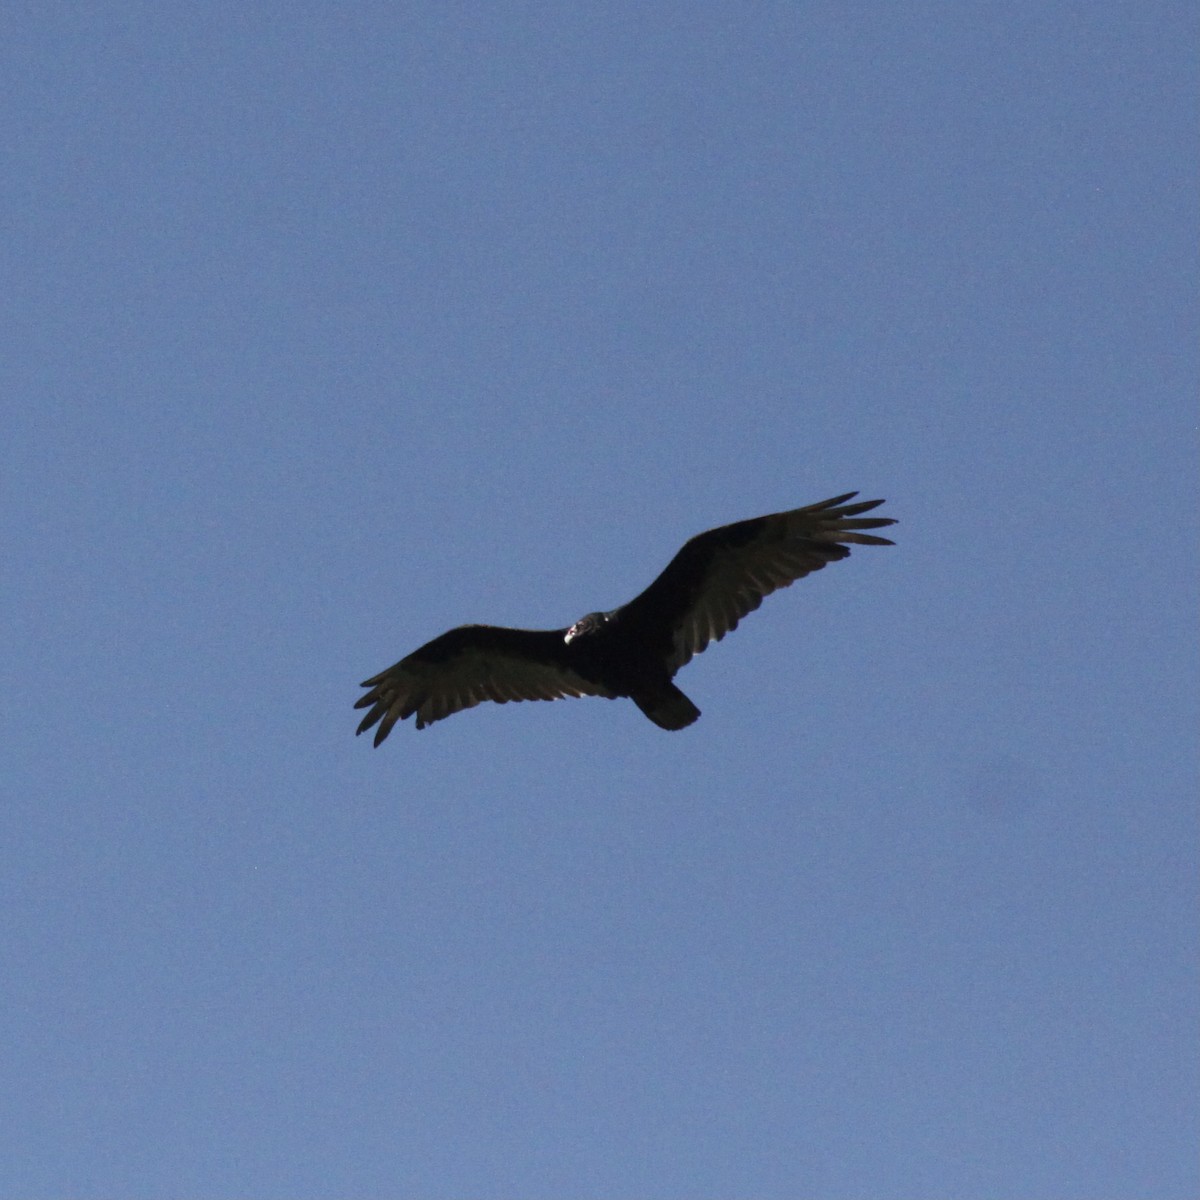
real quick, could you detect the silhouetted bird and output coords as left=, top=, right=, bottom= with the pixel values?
left=354, top=492, right=895, bottom=743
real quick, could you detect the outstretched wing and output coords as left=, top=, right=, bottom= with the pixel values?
left=620, top=492, right=896, bottom=672
left=354, top=624, right=617, bottom=743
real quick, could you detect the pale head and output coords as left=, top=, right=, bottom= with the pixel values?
left=564, top=611, right=610, bottom=644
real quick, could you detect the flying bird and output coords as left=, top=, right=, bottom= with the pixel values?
left=354, top=492, right=895, bottom=744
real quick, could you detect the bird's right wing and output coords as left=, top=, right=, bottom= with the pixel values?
left=354, top=624, right=617, bottom=743
left=620, top=492, right=896, bottom=672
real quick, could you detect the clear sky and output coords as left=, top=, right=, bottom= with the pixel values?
left=3, top=3, right=1197, bottom=1198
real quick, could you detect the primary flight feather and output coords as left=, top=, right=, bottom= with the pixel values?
left=354, top=491, right=895, bottom=744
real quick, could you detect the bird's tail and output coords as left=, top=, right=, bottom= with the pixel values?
left=633, top=683, right=701, bottom=731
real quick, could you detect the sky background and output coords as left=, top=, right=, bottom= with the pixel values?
left=3, top=3, right=1197, bottom=1198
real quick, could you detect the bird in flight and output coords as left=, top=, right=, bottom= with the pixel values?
left=354, top=492, right=895, bottom=744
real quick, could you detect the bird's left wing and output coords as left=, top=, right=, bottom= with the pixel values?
left=354, top=624, right=617, bottom=743
left=620, top=492, right=896, bottom=672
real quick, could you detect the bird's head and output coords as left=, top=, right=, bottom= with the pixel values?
left=564, top=611, right=610, bottom=644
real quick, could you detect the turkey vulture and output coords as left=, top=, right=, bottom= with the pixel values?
left=354, top=492, right=895, bottom=743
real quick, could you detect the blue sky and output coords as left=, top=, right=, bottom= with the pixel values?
left=3, top=3, right=1197, bottom=1197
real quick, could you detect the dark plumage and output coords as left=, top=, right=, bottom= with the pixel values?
left=354, top=492, right=896, bottom=743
